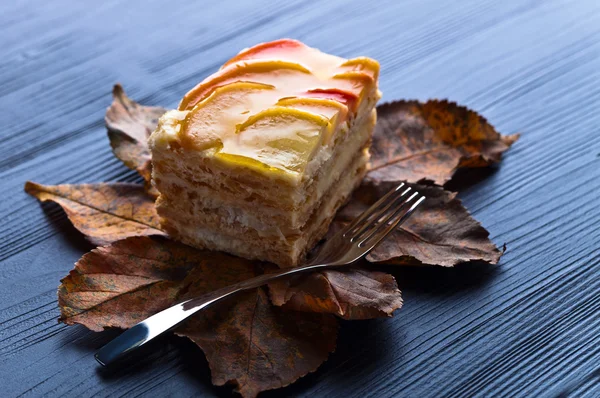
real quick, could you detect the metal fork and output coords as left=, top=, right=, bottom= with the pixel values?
left=95, top=182, right=425, bottom=366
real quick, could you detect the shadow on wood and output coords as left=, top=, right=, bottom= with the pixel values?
left=262, top=316, right=400, bottom=397
left=444, top=166, right=499, bottom=192
left=387, top=261, right=500, bottom=295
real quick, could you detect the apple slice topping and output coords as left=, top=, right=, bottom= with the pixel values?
left=339, top=57, right=380, bottom=80
left=226, top=107, right=330, bottom=173
left=181, top=81, right=276, bottom=150
left=179, top=60, right=311, bottom=111
left=221, top=39, right=307, bottom=69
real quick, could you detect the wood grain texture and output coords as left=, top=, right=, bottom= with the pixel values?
left=1, top=0, right=599, bottom=397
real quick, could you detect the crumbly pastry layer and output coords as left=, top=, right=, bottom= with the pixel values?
left=159, top=148, right=369, bottom=267
left=149, top=39, right=380, bottom=267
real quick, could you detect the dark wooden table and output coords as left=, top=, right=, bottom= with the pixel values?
left=1, top=0, right=599, bottom=396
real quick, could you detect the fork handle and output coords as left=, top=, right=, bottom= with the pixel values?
left=95, top=260, right=340, bottom=366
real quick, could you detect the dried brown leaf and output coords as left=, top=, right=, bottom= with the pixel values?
left=337, top=183, right=503, bottom=266
left=268, top=268, right=403, bottom=319
left=105, top=84, right=166, bottom=195
left=59, top=236, right=337, bottom=398
left=369, top=100, right=519, bottom=186
left=25, top=181, right=165, bottom=246
left=179, top=289, right=337, bottom=398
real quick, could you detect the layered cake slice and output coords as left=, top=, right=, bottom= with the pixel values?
left=149, top=39, right=380, bottom=267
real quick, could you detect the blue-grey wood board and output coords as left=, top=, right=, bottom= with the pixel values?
left=1, top=0, right=599, bottom=396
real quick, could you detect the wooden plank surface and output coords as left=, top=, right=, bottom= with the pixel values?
left=1, top=0, right=599, bottom=396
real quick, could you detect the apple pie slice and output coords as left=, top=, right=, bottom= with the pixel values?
left=149, top=39, right=380, bottom=267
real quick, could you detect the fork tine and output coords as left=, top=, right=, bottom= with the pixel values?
left=358, top=192, right=425, bottom=247
left=343, top=183, right=409, bottom=237
left=350, top=186, right=413, bottom=241
left=354, top=191, right=418, bottom=242
left=358, top=193, right=425, bottom=248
